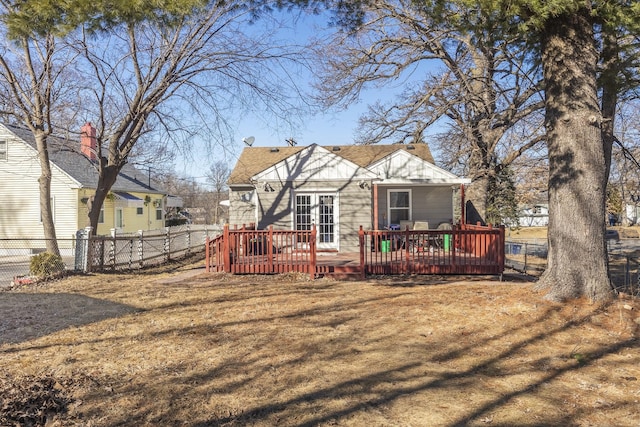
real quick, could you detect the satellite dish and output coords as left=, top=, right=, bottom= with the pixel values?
left=242, top=136, right=255, bottom=146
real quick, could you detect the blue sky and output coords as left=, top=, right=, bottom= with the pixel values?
left=172, top=10, right=424, bottom=188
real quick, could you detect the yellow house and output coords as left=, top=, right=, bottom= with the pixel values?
left=0, top=123, right=177, bottom=240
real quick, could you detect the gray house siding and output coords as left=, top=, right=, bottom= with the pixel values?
left=230, top=180, right=371, bottom=252
left=228, top=186, right=256, bottom=227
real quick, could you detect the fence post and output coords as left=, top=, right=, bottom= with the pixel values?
left=223, top=224, right=231, bottom=272
left=186, top=224, right=191, bottom=256
left=359, top=226, right=365, bottom=280
left=205, top=236, right=210, bottom=272
left=110, top=228, right=117, bottom=271
left=74, top=226, right=93, bottom=273
left=268, top=226, right=274, bottom=274
left=499, top=225, right=506, bottom=278
left=164, top=227, right=170, bottom=262
left=138, top=230, right=144, bottom=268
left=625, top=256, right=630, bottom=290
left=309, top=224, right=316, bottom=280
left=128, top=238, right=133, bottom=270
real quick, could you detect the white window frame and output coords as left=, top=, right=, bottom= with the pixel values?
left=98, top=208, right=105, bottom=224
left=387, top=189, right=412, bottom=226
left=291, top=189, right=340, bottom=250
left=0, top=140, right=6, bottom=160
left=136, top=207, right=144, bottom=215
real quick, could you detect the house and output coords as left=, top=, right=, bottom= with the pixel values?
left=0, top=122, right=180, bottom=242
left=228, top=143, right=470, bottom=252
left=517, top=204, right=549, bottom=227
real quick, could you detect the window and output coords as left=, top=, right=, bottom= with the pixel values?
left=0, top=140, right=6, bottom=160
left=156, top=209, right=162, bottom=220
left=137, top=207, right=144, bottom=215
left=98, top=208, right=104, bottom=224
left=388, top=190, right=411, bottom=224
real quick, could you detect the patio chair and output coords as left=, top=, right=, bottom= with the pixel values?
left=399, top=220, right=414, bottom=231
left=413, top=221, right=429, bottom=230
left=405, top=221, right=430, bottom=252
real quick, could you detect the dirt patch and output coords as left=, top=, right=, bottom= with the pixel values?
left=1, top=266, right=639, bottom=426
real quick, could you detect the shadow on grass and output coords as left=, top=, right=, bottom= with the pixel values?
left=0, top=293, right=139, bottom=344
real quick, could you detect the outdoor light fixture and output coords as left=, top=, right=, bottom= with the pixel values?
left=358, top=180, right=370, bottom=189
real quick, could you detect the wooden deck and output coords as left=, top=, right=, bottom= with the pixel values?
left=206, top=224, right=505, bottom=279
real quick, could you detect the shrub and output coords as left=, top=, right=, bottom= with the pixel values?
left=29, top=252, right=65, bottom=278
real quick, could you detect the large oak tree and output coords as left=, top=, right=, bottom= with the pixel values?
left=303, top=0, right=640, bottom=300
left=309, top=0, right=545, bottom=225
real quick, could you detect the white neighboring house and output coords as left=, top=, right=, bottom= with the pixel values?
left=518, top=204, right=549, bottom=227
left=0, top=123, right=179, bottom=248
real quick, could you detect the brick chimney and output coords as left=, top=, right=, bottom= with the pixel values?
left=81, top=122, right=97, bottom=161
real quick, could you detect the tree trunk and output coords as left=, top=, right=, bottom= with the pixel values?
left=465, top=174, right=488, bottom=225
left=537, top=9, right=612, bottom=301
left=88, top=162, right=120, bottom=233
left=600, top=26, right=618, bottom=183
left=35, top=131, right=60, bottom=256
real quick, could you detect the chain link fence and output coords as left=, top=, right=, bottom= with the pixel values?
left=506, top=239, right=640, bottom=296
left=85, top=225, right=221, bottom=272
left=1, top=225, right=222, bottom=289
left=0, top=238, right=77, bottom=288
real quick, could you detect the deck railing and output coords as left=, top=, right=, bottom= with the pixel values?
left=358, top=223, right=505, bottom=278
left=206, top=224, right=317, bottom=276
left=207, top=223, right=504, bottom=279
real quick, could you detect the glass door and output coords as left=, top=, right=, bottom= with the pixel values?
left=295, top=193, right=337, bottom=250
left=115, top=208, right=124, bottom=232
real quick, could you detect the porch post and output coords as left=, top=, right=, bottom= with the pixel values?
left=373, top=183, right=379, bottom=230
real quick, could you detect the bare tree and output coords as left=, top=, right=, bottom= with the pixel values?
left=0, top=7, right=83, bottom=255
left=310, top=0, right=545, bottom=223
left=207, top=161, right=230, bottom=225
left=71, top=4, right=309, bottom=231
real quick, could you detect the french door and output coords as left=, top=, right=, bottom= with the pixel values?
left=295, top=193, right=337, bottom=250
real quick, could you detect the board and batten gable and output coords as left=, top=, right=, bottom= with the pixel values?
left=253, top=145, right=377, bottom=183
left=368, top=149, right=463, bottom=183
left=0, top=125, right=81, bottom=240
left=370, top=149, right=469, bottom=229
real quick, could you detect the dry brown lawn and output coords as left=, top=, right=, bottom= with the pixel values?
left=1, top=262, right=640, bottom=426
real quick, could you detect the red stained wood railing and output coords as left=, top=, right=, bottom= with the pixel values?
left=207, top=223, right=504, bottom=278
left=359, top=223, right=505, bottom=276
left=206, top=224, right=318, bottom=279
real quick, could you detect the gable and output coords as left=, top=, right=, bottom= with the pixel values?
left=0, top=124, right=81, bottom=188
left=252, top=144, right=377, bottom=182
left=228, top=143, right=436, bottom=186
left=368, top=150, right=469, bottom=184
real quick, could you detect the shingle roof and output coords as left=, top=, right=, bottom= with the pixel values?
left=5, top=123, right=164, bottom=194
left=228, top=143, right=436, bottom=185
